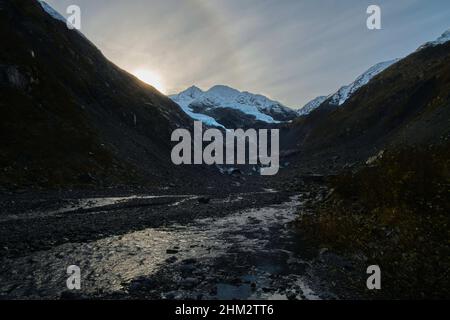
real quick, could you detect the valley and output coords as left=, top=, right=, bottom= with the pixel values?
left=0, top=0, right=449, bottom=300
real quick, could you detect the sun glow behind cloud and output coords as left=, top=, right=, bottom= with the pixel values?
left=133, top=69, right=166, bottom=93
left=46, top=0, right=450, bottom=106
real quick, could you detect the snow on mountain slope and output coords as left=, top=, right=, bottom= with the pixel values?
left=38, top=1, right=67, bottom=23
left=295, top=28, right=450, bottom=117
left=294, top=59, right=399, bottom=116
left=37, top=0, right=88, bottom=40
left=170, top=85, right=297, bottom=127
left=329, top=59, right=400, bottom=106
left=418, top=29, right=450, bottom=50
left=294, top=60, right=399, bottom=116
left=169, top=86, right=225, bottom=128
left=193, top=85, right=279, bottom=123
left=297, top=96, right=327, bottom=116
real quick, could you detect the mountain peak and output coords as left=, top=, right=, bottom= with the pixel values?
left=206, top=85, right=241, bottom=98
left=38, top=1, right=66, bottom=23
left=434, top=28, right=450, bottom=44
left=170, top=84, right=297, bottom=128
left=418, top=28, right=450, bottom=50
left=329, top=58, right=399, bottom=106
left=295, top=59, right=400, bottom=116
left=297, top=96, right=327, bottom=116
left=171, top=85, right=203, bottom=100
left=187, top=85, right=202, bottom=91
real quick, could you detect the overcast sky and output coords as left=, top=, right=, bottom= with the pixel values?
left=46, top=0, right=450, bottom=107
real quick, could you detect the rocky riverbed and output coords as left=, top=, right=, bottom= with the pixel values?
left=0, top=188, right=337, bottom=300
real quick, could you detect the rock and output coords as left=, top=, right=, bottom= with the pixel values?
left=180, top=264, right=195, bottom=273
left=60, top=291, right=86, bottom=300
left=166, top=249, right=179, bottom=254
left=198, top=197, right=210, bottom=204
left=286, top=291, right=297, bottom=300
left=180, top=278, right=198, bottom=289
left=165, top=256, right=178, bottom=264
left=78, top=173, right=96, bottom=183
left=209, top=286, right=218, bottom=296
left=182, top=258, right=196, bottom=264
left=0, top=65, right=29, bottom=90
left=164, top=292, right=176, bottom=299
left=230, top=168, right=242, bottom=176
left=55, top=252, right=65, bottom=259
left=353, top=252, right=368, bottom=262
left=366, top=150, right=385, bottom=166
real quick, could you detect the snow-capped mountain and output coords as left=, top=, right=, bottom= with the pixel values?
left=327, top=30, right=450, bottom=109
left=418, top=28, right=450, bottom=51
left=38, top=0, right=88, bottom=40
left=297, top=96, right=327, bottom=116
left=170, top=85, right=297, bottom=128
left=294, top=60, right=398, bottom=116
left=38, top=0, right=66, bottom=23
left=168, top=86, right=225, bottom=128
left=329, top=59, right=400, bottom=106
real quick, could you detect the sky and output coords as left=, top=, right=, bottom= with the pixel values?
left=46, top=0, right=450, bottom=107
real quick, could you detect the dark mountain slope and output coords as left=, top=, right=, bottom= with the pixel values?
left=287, top=41, right=450, bottom=299
left=282, top=40, right=450, bottom=171
left=0, top=0, right=194, bottom=189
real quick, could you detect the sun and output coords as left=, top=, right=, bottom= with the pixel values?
left=133, top=69, right=165, bottom=93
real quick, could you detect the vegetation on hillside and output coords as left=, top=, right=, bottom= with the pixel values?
left=296, top=144, right=450, bottom=299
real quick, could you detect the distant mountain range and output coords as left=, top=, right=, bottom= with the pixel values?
left=283, top=28, right=450, bottom=172
left=297, top=29, right=450, bottom=116
left=172, top=30, right=450, bottom=128
left=297, top=59, right=399, bottom=116
left=170, top=85, right=297, bottom=129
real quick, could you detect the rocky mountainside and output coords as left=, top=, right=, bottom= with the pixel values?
left=289, top=29, right=450, bottom=300
left=0, top=0, right=203, bottom=189
left=281, top=28, right=450, bottom=172
left=170, top=85, right=297, bottom=129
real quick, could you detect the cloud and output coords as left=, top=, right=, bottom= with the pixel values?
left=46, top=0, right=450, bottom=106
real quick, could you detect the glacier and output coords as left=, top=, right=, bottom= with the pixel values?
left=169, top=86, right=226, bottom=128
left=170, top=85, right=296, bottom=128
